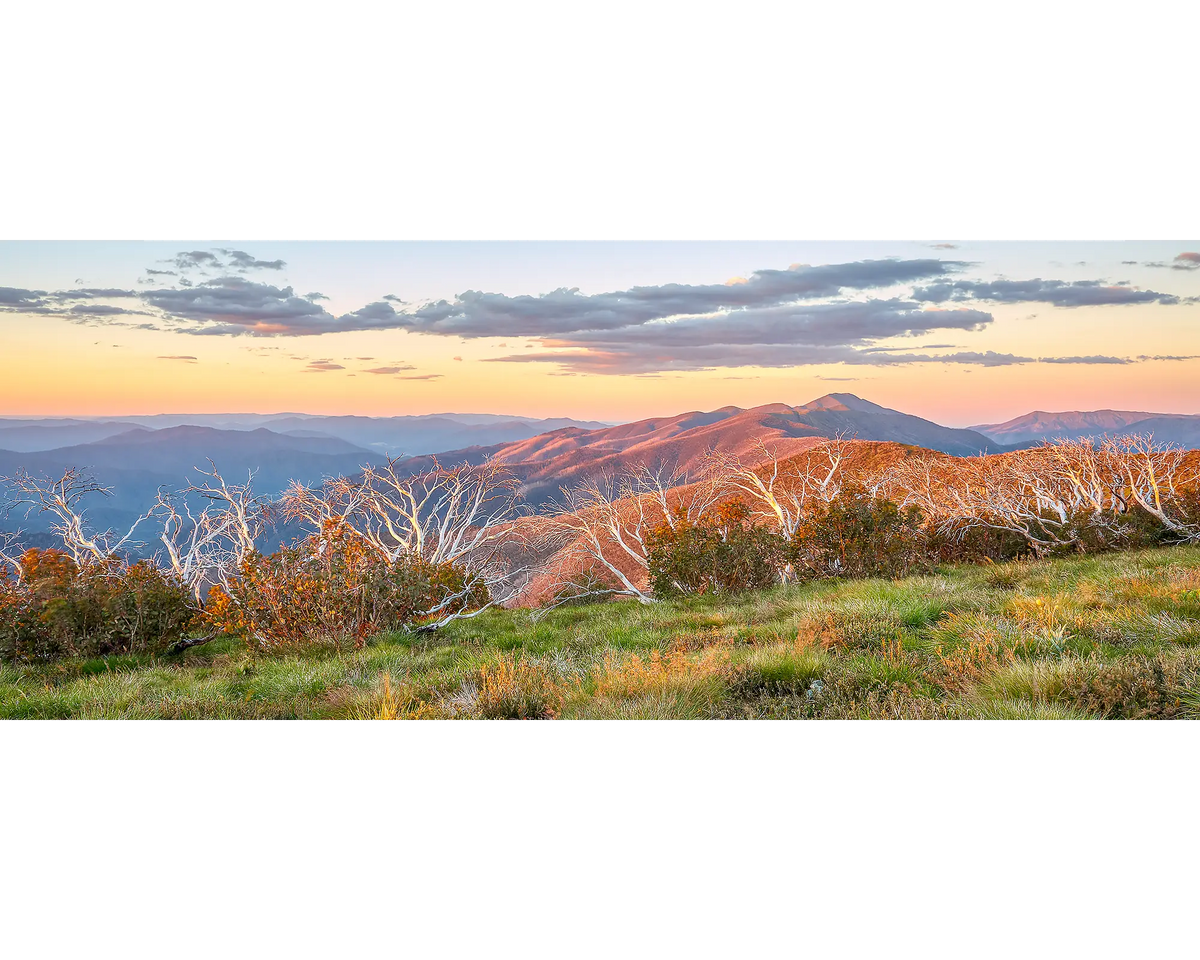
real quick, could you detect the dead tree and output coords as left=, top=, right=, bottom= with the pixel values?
left=707, top=436, right=851, bottom=580
left=281, top=457, right=527, bottom=628
left=0, top=529, right=26, bottom=582
left=537, top=461, right=723, bottom=607
left=0, top=468, right=153, bottom=567
left=1108, top=435, right=1199, bottom=540
left=154, top=464, right=274, bottom=600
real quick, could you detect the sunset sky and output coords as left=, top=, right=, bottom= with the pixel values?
left=2, top=240, right=1198, bottom=427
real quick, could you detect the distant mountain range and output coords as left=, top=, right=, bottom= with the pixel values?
left=3, top=395, right=1197, bottom=544
left=0, top=412, right=610, bottom=455
left=971, top=409, right=1200, bottom=447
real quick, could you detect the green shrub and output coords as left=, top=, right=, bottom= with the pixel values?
left=791, top=485, right=927, bottom=579
left=647, top=503, right=787, bottom=598
left=0, top=549, right=197, bottom=663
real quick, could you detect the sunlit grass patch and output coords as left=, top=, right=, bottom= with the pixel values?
left=978, top=657, right=1102, bottom=704
left=960, top=698, right=1098, bottom=720
left=738, top=642, right=829, bottom=692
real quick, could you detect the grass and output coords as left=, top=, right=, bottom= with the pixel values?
left=4, top=545, right=1200, bottom=719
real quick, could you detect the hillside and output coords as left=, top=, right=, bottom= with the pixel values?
left=410, top=394, right=997, bottom=505
left=972, top=408, right=1200, bottom=446
left=4, top=545, right=1198, bottom=719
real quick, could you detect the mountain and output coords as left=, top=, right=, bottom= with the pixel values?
left=0, top=412, right=612, bottom=458
left=402, top=394, right=999, bottom=506
left=971, top=409, right=1200, bottom=446
left=0, top=419, right=145, bottom=452
left=0, top=427, right=388, bottom=542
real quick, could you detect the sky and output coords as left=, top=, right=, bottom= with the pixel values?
left=1, top=241, right=1198, bottom=428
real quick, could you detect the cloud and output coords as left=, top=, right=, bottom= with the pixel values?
left=1171, top=252, right=1200, bottom=271
left=218, top=249, right=286, bottom=271
left=930, top=243, right=958, bottom=249
left=485, top=342, right=1003, bottom=375
left=1036, top=355, right=1133, bottom=365
left=0, top=286, right=49, bottom=309
left=0, top=285, right=148, bottom=320
left=141, top=278, right=338, bottom=335
left=382, top=294, right=404, bottom=302
left=305, top=291, right=329, bottom=301
left=1137, top=354, right=1200, bottom=362
left=304, top=360, right=345, bottom=372
left=362, top=365, right=415, bottom=375
left=399, top=259, right=966, bottom=339
left=145, top=268, right=177, bottom=277
left=397, top=373, right=443, bottom=380
left=171, top=250, right=223, bottom=271
left=912, top=278, right=1179, bottom=307
left=158, top=355, right=198, bottom=362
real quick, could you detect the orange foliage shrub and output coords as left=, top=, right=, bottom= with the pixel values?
left=205, top=524, right=488, bottom=652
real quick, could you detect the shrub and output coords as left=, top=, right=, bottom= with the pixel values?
left=0, top=549, right=197, bottom=663
left=791, top=485, right=927, bottom=579
left=204, top=525, right=487, bottom=652
left=647, top=502, right=786, bottom=597
left=925, top=523, right=1030, bottom=564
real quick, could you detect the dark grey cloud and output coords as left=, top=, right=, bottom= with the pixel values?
left=305, top=291, right=329, bottom=301
left=0, top=286, right=48, bottom=308
left=401, top=259, right=966, bottom=338
left=146, top=268, right=177, bottom=276
left=218, top=249, right=287, bottom=272
left=171, top=250, right=223, bottom=271
left=52, top=287, right=139, bottom=300
left=1, top=285, right=145, bottom=319
left=141, top=278, right=337, bottom=335
left=913, top=278, right=1179, bottom=307
left=382, top=294, right=404, bottom=302
left=533, top=300, right=993, bottom=354
left=66, top=304, right=146, bottom=317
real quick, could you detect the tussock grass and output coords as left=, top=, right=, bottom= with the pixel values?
left=3, top=544, right=1200, bottom=719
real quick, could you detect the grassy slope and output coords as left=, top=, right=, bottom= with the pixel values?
left=4, top=545, right=1200, bottom=719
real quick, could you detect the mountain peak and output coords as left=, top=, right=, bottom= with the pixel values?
left=798, top=393, right=896, bottom=415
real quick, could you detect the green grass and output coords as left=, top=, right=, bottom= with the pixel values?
left=4, top=545, right=1200, bottom=719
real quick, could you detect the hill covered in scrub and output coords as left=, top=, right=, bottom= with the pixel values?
left=2, top=545, right=1199, bottom=719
